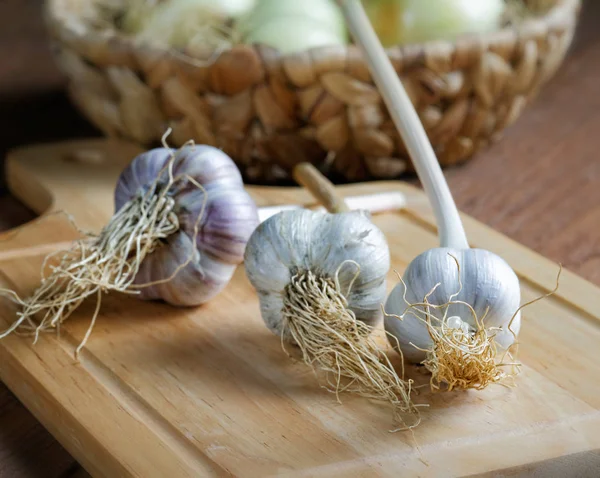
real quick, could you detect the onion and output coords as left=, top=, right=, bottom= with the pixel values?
left=243, top=17, right=347, bottom=54
left=120, top=0, right=155, bottom=34
left=127, top=0, right=256, bottom=48
left=123, top=0, right=347, bottom=54
left=237, top=0, right=346, bottom=38
left=237, top=0, right=348, bottom=53
left=364, top=0, right=505, bottom=46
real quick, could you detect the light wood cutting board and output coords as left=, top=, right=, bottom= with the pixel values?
left=1, top=139, right=599, bottom=478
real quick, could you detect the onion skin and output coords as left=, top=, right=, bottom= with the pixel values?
left=130, top=0, right=256, bottom=48
left=364, top=0, right=505, bottom=46
left=237, top=0, right=348, bottom=54
left=243, top=17, right=347, bottom=54
left=115, top=146, right=259, bottom=306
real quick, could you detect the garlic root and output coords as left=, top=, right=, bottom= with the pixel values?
left=0, top=152, right=203, bottom=357
left=283, top=268, right=419, bottom=428
left=419, top=316, right=519, bottom=392
left=385, top=256, right=521, bottom=391
left=402, top=296, right=521, bottom=392
left=386, top=259, right=562, bottom=392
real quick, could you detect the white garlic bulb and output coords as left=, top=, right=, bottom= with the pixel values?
left=243, top=161, right=420, bottom=423
left=244, top=209, right=390, bottom=337
left=385, top=248, right=521, bottom=362
left=244, top=208, right=421, bottom=421
left=342, top=0, right=523, bottom=388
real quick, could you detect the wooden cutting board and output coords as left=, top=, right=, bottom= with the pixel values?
left=1, top=140, right=599, bottom=478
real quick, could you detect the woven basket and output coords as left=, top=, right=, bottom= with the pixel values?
left=45, top=0, right=581, bottom=183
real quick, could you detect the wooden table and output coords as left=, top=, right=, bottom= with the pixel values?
left=0, top=1, right=598, bottom=477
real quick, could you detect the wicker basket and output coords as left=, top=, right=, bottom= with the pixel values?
left=45, top=0, right=581, bottom=183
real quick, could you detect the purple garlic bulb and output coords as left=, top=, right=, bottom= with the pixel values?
left=115, top=145, right=259, bottom=306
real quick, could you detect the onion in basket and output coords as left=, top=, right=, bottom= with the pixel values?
left=364, top=0, right=505, bottom=46
left=123, top=0, right=348, bottom=54
left=237, top=0, right=348, bottom=53
left=242, top=17, right=347, bottom=54
left=124, top=0, right=257, bottom=49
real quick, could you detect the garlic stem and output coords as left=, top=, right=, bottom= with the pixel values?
left=293, top=162, right=350, bottom=213
left=339, top=0, right=469, bottom=250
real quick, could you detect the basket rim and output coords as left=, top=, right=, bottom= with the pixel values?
left=45, top=0, right=582, bottom=73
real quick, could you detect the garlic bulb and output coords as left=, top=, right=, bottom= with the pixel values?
left=0, top=143, right=259, bottom=355
left=342, top=0, right=522, bottom=390
left=244, top=209, right=390, bottom=336
left=243, top=163, right=418, bottom=425
left=115, top=145, right=259, bottom=305
left=385, top=248, right=521, bottom=363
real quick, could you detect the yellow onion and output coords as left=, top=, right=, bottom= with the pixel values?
left=364, top=0, right=505, bottom=46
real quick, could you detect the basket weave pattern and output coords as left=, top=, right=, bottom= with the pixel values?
left=46, top=0, right=581, bottom=182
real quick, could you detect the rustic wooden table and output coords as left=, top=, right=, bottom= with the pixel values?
left=0, top=1, right=598, bottom=477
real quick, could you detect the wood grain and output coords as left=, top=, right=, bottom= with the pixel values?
left=0, top=140, right=600, bottom=478
left=0, top=1, right=599, bottom=477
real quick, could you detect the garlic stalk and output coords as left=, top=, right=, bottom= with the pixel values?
left=340, top=0, right=522, bottom=390
left=244, top=163, right=418, bottom=427
left=0, top=142, right=259, bottom=355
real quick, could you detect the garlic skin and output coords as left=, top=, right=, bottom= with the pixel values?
left=115, top=146, right=259, bottom=306
left=244, top=209, right=390, bottom=337
left=385, top=248, right=521, bottom=363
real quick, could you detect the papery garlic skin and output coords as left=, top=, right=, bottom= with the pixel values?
left=385, top=248, right=521, bottom=363
left=244, top=209, right=390, bottom=338
left=115, top=146, right=259, bottom=306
